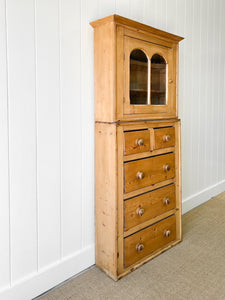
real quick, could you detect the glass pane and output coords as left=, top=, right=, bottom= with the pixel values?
left=130, top=49, right=148, bottom=105
left=151, top=54, right=167, bottom=105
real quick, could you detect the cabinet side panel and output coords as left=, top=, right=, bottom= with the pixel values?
left=93, top=23, right=116, bottom=122
left=174, top=44, right=179, bottom=117
left=175, top=120, right=182, bottom=240
left=95, top=123, right=117, bottom=279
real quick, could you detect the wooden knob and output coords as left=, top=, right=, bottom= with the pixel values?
left=169, top=79, right=173, bottom=84
left=163, top=197, right=171, bottom=205
left=136, top=171, right=145, bottom=180
left=163, top=164, right=170, bottom=172
left=136, top=138, right=144, bottom=146
left=164, top=230, right=171, bottom=237
left=163, top=135, right=171, bottom=142
left=136, top=207, right=145, bottom=216
left=136, top=243, right=144, bottom=252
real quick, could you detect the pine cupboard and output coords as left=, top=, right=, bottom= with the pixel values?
left=91, top=15, right=183, bottom=280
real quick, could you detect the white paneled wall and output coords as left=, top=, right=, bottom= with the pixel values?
left=0, top=0, right=225, bottom=299
left=0, top=0, right=10, bottom=290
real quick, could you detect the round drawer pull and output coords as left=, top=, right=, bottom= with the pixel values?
left=136, top=243, right=144, bottom=252
left=136, top=138, right=144, bottom=146
left=163, top=135, right=171, bottom=142
left=163, top=164, right=170, bottom=172
left=136, top=207, right=145, bottom=216
left=164, top=230, right=171, bottom=237
left=136, top=171, right=145, bottom=180
left=163, top=197, right=171, bottom=205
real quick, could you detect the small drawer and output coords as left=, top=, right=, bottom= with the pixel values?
left=124, top=153, right=175, bottom=193
left=154, top=127, right=175, bottom=150
left=124, top=184, right=176, bottom=231
left=124, top=214, right=176, bottom=267
left=124, top=130, right=150, bottom=155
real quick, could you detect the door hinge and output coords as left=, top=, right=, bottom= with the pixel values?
left=123, top=97, right=125, bottom=103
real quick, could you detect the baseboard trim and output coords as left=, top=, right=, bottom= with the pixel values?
left=0, top=244, right=95, bottom=300
left=182, top=179, right=225, bottom=214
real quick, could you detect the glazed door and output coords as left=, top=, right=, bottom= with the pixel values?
left=123, top=36, right=175, bottom=116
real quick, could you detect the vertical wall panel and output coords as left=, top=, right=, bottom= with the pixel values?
left=198, top=0, right=207, bottom=191
left=216, top=0, right=222, bottom=182
left=211, top=0, right=217, bottom=184
left=191, top=0, right=201, bottom=194
left=129, top=0, right=144, bottom=21
left=203, top=0, right=210, bottom=189
left=0, top=0, right=10, bottom=289
left=166, top=0, right=177, bottom=33
left=206, top=0, right=215, bottom=188
left=115, top=0, right=130, bottom=17
left=98, top=0, right=115, bottom=18
left=60, top=0, right=82, bottom=257
left=181, top=0, right=193, bottom=199
left=221, top=0, right=225, bottom=180
left=212, top=0, right=218, bottom=183
left=142, top=0, right=156, bottom=27
left=6, top=0, right=37, bottom=282
left=186, top=0, right=194, bottom=195
left=35, top=0, right=61, bottom=268
left=155, top=0, right=167, bottom=31
left=188, top=0, right=195, bottom=195
left=176, top=0, right=186, bottom=202
left=80, top=0, right=98, bottom=247
left=215, top=0, right=222, bottom=183
left=215, top=1, right=221, bottom=184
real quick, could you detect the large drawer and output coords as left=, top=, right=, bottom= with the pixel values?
left=154, top=127, right=175, bottom=149
left=124, top=184, right=176, bottom=231
left=124, top=214, right=176, bottom=267
left=124, top=153, right=175, bottom=193
left=124, top=130, right=150, bottom=155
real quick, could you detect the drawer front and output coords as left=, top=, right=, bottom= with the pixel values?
left=124, top=130, right=150, bottom=155
left=124, top=214, right=176, bottom=267
left=124, top=153, right=175, bottom=193
left=124, top=184, right=176, bottom=231
left=154, top=127, right=175, bottom=150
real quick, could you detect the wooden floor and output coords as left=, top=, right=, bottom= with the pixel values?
left=37, top=191, right=225, bottom=300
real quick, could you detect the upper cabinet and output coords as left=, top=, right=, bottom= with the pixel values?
left=91, top=15, right=183, bottom=122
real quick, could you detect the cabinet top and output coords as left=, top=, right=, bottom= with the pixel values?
left=90, top=14, right=183, bottom=43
